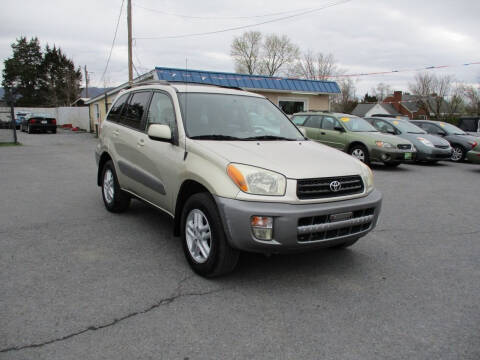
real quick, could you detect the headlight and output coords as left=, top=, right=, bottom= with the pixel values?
left=375, top=141, right=393, bottom=148
left=360, top=163, right=374, bottom=193
left=417, top=137, right=434, bottom=147
left=227, top=163, right=286, bottom=196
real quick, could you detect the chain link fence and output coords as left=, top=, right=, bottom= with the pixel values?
left=0, top=107, right=18, bottom=144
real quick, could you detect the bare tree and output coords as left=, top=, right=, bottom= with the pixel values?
left=409, top=72, right=436, bottom=117
left=446, top=83, right=465, bottom=118
left=372, top=82, right=392, bottom=102
left=332, top=77, right=357, bottom=113
left=259, top=34, right=299, bottom=76
left=230, top=31, right=262, bottom=75
left=289, top=51, right=339, bottom=80
left=462, top=84, right=480, bottom=115
left=431, top=75, right=454, bottom=120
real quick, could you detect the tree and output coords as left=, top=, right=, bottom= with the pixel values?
left=446, top=83, right=465, bottom=118
left=462, top=84, right=480, bottom=115
left=332, top=77, right=358, bottom=113
left=289, top=51, right=339, bottom=80
left=259, top=34, right=299, bottom=76
left=2, top=37, right=44, bottom=106
left=41, top=45, right=82, bottom=106
left=2, top=37, right=82, bottom=106
left=361, top=93, right=378, bottom=104
left=372, top=82, right=391, bottom=102
left=230, top=31, right=262, bottom=75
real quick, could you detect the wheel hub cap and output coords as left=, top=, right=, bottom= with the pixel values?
left=103, top=169, right=115, bottom=204
left=352, top=149, right=365, bottom=162
left=186, top=209, right=211, bottom=264
left=451, top=147, right=462, bottom=161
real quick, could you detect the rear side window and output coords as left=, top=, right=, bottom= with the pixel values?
left=304, top=115, right=322, bottom=128
left=292, top=115, right=309, bottom=126
left=120, top=91, right=152, bottom=130
left=106, top=93, right=129, bottom=122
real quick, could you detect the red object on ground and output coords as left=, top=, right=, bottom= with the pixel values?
left=72, top=127, right=80, bottom=132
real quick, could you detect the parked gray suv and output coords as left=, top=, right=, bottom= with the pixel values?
left=95, top=81, right=382, bottom=277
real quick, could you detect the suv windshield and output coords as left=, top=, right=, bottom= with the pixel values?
left=178, top=93, right=304, bottom=141
left=342, top=116, right=378, bottom=132
left=393, top=120, right=426, bottom=134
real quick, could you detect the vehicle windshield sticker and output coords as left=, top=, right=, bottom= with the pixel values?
left=393, top=120, right=399, bottom=125
left=340, top=117, right=350, bottom=122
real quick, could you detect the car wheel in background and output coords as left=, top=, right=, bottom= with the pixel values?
left=101, top=160, right=130, bottom=213
left=349, top=144, right=370, bottom=165
left=181, top=192, right=239, bottom=277
left=451, top=146, right=465, bottom=162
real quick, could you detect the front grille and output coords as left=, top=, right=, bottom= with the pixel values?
left=435, top=145, right=450, bottom=149
left=297, top=175, right=364, bottom=200
left=397, top=144, right=412, bottom=150
left=298, top=208, right=375, bottom=242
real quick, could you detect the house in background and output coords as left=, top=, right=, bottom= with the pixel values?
left=85, top=67, right=341, bottom=132
left=351, top=103, right=401, bottom=118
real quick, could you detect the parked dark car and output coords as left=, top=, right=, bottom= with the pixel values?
left=365, top=117, right=452, bottom=163
left=21, top=113, right=57, bottom=134
left=411, top=120, right=479, bottom=162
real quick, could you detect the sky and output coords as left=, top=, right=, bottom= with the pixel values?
left=1, top=0, right=479, bottom=97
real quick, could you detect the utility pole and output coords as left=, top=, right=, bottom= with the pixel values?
left=84, top=65, right=89, bottom=98
left=127, top=0, right=133, bottom=85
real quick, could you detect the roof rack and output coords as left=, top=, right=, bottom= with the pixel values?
left=126, top=80, right=170, bottom=89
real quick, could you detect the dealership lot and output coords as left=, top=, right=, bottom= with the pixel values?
left=1, top=131, right=479, bottom=359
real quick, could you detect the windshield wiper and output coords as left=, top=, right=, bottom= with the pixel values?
left=190, top=135, right=243, bottom=140
left=242, top=135, right=298, bottom=141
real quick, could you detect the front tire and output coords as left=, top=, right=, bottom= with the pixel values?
left=181, top=193, right=239, bottom=277
left=349, top=144, right=370, bottom=165
left=101, top=160, right=130, bottom=213
left=451, top=145, right=465, bottom=162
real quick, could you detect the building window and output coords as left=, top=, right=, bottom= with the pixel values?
left=278, top=98, right=308, bottom=115
left=94, top=104, right=100, bottom=122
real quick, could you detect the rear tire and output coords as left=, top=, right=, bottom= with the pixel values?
left=101, top=160, right=130, bottom=213
left=331, top=238, right=359, bottom=248
left=181, top=193, right=239, bottom=277
left=349, top=144, right=370, bottom=165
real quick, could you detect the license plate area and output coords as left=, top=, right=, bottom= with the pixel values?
left=404, top=152, right=412, bottom=160
left=41, top=120, right=47, bottom=124
left=330, top=211, right=353, bottom=223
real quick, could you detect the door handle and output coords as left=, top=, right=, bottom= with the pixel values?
left=113, top=130, right=119, bottom=136
left=137, top=138, right=145, bottom=147
left=320, top=132, right=326, bottom=135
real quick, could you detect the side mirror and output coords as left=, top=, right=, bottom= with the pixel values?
left=148, top=124, right=171, bottom=142
left=334, top=126, right=345, bottom=132
left=438, top=131, right=446, bottom=136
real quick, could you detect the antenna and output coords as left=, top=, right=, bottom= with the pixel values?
left=184, top=58, right=188, bottom=158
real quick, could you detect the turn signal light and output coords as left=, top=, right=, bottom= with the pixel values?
left=227, top=164, right=248, bottom=192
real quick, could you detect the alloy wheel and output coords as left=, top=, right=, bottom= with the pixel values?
left=103, top=169, right=115, bottom=204
left=351, top=148, right=365, bottom=162
left=185, top=209, right=212, bottom=264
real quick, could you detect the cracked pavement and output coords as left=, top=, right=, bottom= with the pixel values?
left=1, top=131, right=479, bottom=359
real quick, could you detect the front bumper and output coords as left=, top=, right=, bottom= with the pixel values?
left=214, top=189, right=382, bottom=253
left=370, top=148, right=415, bottom=164
left=415, top=147, right=452, bottom=161
left=466, top=150, right=480, bottom=164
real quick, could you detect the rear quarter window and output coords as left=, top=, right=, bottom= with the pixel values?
left=106, top=93, right=129, bottom=122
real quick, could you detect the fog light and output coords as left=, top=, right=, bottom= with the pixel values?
left=381, top=154, right=389, bottom=161
left=251, top=216, right=273, bottom=240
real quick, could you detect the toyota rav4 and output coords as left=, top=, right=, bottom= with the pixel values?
left=95, top=81, right=383, bottom=277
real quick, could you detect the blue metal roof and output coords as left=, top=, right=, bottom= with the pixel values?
left=155, top=67, right=340, bottom=94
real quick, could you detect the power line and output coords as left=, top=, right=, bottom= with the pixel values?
left=100, top=0, right=125, bottom=85
left=134, top=0, right=352, bottom=40
left=134, top=2, right=315, bottom=20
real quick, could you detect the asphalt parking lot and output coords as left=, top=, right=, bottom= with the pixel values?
left=1, top=130, right=479, bottom=360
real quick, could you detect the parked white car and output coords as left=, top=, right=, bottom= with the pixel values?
left=95, top=81, right=382, bottom=277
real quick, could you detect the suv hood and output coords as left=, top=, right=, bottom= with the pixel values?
left=191, top=140, right=364, bottom=179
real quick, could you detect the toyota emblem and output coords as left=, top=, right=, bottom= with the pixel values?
left=330, top=180, right=342, bottom=192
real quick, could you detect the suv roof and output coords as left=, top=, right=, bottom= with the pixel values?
left=118, top=80, right=263, bottom=98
